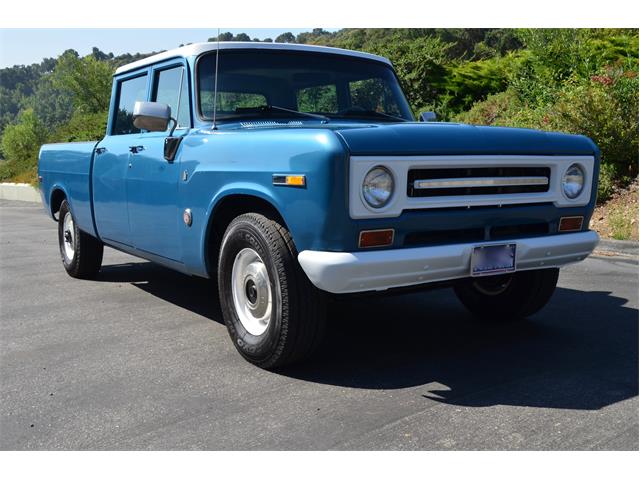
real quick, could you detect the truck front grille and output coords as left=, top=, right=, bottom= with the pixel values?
left=407, top=167, right=551, bottom=198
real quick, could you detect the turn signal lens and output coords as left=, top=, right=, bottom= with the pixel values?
left=285, top=175, right=305, bottom=186
left=272, top=174, right=306, bottom=187
left=359, top=229, right=394, bottom=248
left=559, top=216, right=584, bottom=232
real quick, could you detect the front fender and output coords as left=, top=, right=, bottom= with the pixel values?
left=206, top=182, right=286, bottom=220
left=176, top=128, right=349, bottom=277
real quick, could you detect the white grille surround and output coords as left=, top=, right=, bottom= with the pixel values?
left=349, top=155, right=595, bottom=219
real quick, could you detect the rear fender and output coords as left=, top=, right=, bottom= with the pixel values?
left=48, top=184, right=71, bottom=221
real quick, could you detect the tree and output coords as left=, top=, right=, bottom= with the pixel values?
left=208, top=32, right=234, bottom=42
left=275, top=32, right=295, bottom=43
left=234, top=33, right=251, bottom=42
left=27, top=75, right=74, bottom=128
left=90, top=47, right=110, bottom=61
left=50, top=51, right=113, bottom=113
left=376, top=36, right=452, bottom=114
left=296, top=29, right=334, bottom=44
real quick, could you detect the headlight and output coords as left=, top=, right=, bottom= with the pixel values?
left=562, top=164, right=585, bottom=199
left=362, top=166, right=394, bottom=208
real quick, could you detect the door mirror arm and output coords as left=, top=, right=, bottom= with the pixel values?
left=164, top=118, right=183, bottom=163
left=132, top=101, right=183, bottom=162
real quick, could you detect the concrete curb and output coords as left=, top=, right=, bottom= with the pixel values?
left=0, top=183, right=41, bottom=203
left=594, top=239, right=639, bottom=258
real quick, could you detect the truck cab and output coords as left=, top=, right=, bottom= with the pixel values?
left=38, top=42, right=600, bottom=368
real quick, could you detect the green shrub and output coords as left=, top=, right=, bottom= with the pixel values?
left=597, top=162, right=618, bottom=202
left=438, top=54, right=519, bottom=114
left=454, top=89, right=521, bottom=126
left=50, top=110, right=108, bottom=143
left=551, top=67, right=638, bottom=181
left=0, top=108, right=107, bottom=186
left=510, top=29, right=638, bottom=107
left=0, top=109, right=48, bottom=185
left=376, top=37, right=451, bottom=115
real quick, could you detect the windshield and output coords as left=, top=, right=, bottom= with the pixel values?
left=197, top=49, right=414, bottom=122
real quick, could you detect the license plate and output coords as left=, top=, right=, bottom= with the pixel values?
left=471, top=243, right=516, bottom=277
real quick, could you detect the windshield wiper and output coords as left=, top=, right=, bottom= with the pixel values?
left=234, top=105, right=330, bottom=123
left=331, top=109, right=409, bottom=122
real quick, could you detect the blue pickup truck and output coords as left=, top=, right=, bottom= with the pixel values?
left=38, top=42, right=600, bottom=368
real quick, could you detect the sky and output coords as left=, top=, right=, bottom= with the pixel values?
left=0, top=28, right=331, bottom=68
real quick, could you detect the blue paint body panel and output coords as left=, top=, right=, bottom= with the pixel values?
left=37, top=46, right=600, bottom=281
left=38, top=141, right=99, bottom=236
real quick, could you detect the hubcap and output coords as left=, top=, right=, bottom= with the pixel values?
left=231, top=248, right=273, bottom=336
left=62, top=212, right=75, bottom=262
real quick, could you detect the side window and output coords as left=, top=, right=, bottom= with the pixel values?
left=153, top=66, right=191, bottom=128
left=113, top=74, right=148, bottom=135
left=297, top=85, right=338, bottom=113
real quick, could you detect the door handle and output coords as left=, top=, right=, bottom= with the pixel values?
left=95, top=147, right=107, bottom=155
left=129, top=145, right=145, bottom=154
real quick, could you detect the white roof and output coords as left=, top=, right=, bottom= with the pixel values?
left=114, top=42, right=392, bottom=75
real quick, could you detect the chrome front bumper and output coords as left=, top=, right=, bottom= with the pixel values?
left=298, top=231, right=599, bottom=294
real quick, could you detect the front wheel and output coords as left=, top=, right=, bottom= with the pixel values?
left=58, top=199, right=103, bottom=279
left=217, top=213, right=326, bottom=369
left=453, top=268, right=559, bottom=322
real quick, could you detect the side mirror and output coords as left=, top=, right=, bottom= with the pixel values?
left=133, top=101, right=183, bottom=162
left=133, top=101, right=171, bottom=132
left=419, top=111, right=437, bottom=122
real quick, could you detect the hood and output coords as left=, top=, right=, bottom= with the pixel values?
left=334, top=122, right=598, bottom=157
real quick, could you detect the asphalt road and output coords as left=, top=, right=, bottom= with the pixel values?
left=1, top=199, right=638, bottom=450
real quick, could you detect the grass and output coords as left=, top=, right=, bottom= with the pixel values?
left=608, top=208, right=636, bottom=240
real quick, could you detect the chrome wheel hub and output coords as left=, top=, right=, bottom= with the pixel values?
left=62, top=211, right=75, bottom=262
left=231, top=248, right=272, bottom=336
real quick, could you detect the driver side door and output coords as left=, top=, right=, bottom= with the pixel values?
left=126, top=61, right=191, bottom=262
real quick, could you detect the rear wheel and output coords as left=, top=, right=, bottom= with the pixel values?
left=58, top=200, right=103, bottom=279
left=453, top=268, right=559, bottom=322
left=218, top=213, right=326, bottom=369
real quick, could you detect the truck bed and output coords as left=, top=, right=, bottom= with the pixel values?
left=38, top=141, right=99, bottom=237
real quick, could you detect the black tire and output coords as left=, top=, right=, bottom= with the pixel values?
left=217, top=213, right=326, bottom=369
left=58, top=199, right=103, bottom=279
left=453, top=268, right=559, bottom=322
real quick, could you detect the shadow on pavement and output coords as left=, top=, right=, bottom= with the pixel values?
left=98, top=261, right=223, bottom=324
left=97, top=260, right=639, bottom=411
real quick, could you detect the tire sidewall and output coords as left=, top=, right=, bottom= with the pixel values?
left=58, top=200, right=78, bottom=272
left=218, top=218, right=285, bottom=363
